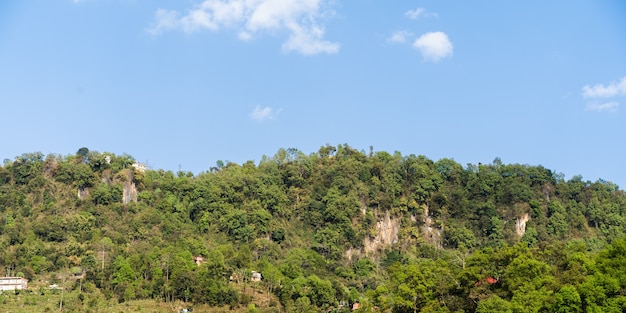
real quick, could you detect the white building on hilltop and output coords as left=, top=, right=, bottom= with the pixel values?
left=132, top=162, right=147, bottom=173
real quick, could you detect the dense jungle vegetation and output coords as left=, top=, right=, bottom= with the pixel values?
left=1, top=144, right=626, bottom=312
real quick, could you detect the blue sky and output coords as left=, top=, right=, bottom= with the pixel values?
left=1, top=1, right=625, bottom=187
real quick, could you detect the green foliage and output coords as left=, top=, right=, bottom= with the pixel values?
left=553, top=284, right=582, bottom=313
left=476, top=295, right=513, bottom=313
left=503, top=253, right=552, bottom=291
left=2, top=146, right=626, bottom=312
left=7, top=152, right=44, bottom=185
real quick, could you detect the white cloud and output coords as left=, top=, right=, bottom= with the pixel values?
left=147, top=9, right=180, bottom=35
left=148, top=0, right=339, bottom=55
left=281, top=24, right=339, bottom=55
left=585, top=101, right=619, bottom=113
left=582, top=77, right=626, bottom=98
left=250, top=105, right=280, bottom=121
left=405, top=8, right=438, bottom=19
left=388, top=31, right=412, bottom=44
left=238, top=31, right=252, bottom=41
left=413, top=31, right=453, bottom=62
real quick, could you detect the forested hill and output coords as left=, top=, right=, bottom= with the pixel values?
left=2, top=145, right=626, bottom=312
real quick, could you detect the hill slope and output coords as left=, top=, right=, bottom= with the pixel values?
left=1, top=145, right=626, bottom=312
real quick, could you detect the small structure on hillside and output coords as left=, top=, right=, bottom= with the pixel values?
left=250, top=271, right=262, bottom=282
left=132, top=162, right=147, bottom=173
left=229, top=270, right=262, bottom=283
left=193, top=256, right=206, bottom=267
left=48, top=284, right=63, bottom=290
left=475, top=277, right=498, bottom=286
left=0, top=277, right=28, bottom=291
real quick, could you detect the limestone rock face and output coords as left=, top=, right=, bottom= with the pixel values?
left=364, top=211, right=400, bottom=254
left=515, top=213, right=530, bottom=237
left=77, top=187, right=89, bottom=200
left=120, top=168, right=138, bottom=204
left=423, top=204, right=443, bottom=248
left=78, top=168, right=138, bottom=204
left=122, top=181, right=138, bottom=204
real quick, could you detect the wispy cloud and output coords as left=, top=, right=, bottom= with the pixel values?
left=586, top=101, right=619, bottom=113
left=405, top=8, right=438, bottom=19
left=582, top=77, right=626, bottom=98
left=413, top=31, right=453, bottom=62
left=387, top=31, right=412, bottom=44
left=581, top=76, right=625, bottom=112
left=148, top=0, right=340, bottom=55
left=238, top=31, right=252, bottom=41
left=250, top=105, right=280, bottom=121
left=149, top=9, right=180, bottom=34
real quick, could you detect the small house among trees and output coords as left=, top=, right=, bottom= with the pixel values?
left=251, top=271, right=262, bottom=282
left=0, top=277, right=28, bottom=291
left=475, top=277, right=499, bottom=286
left=132, top=162, right=147, bottom=172
left=193, top=256, right=206, bottom=266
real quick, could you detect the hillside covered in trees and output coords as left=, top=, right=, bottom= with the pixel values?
left=1, top=144, right=626, bottom=312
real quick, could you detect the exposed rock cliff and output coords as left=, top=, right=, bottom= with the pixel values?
left=423, top=204, right=443, bottom=248
left=122, top=181, right=138, bottom=204
left=515, top=213, right=530, bottom=237
left=364, top=211, right=400, bottom=254
left=77, top=187, right=89, bottom=200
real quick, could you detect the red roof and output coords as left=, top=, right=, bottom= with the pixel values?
left=474, top=277, right=498, bottom=286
